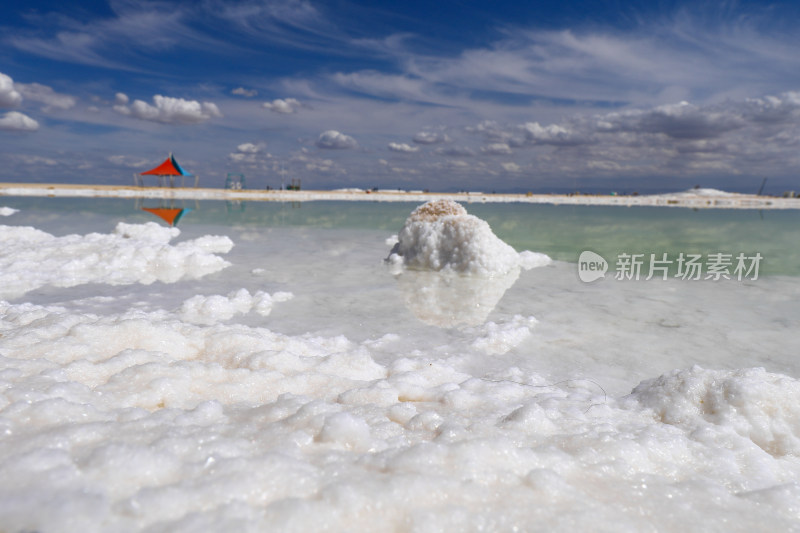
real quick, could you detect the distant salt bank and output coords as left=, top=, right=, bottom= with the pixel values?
left=1, top=182, right=799, bottom=209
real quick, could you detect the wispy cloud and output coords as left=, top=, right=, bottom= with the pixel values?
left=16, top=83, right=76, bottom=111
left=232, top=87, right=258, bottom=97
left=5, top=2, right=236, bottom=72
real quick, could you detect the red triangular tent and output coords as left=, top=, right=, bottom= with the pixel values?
left=135, top=153, right=198, bottom=187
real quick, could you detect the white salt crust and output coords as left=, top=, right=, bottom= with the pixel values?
left=0, top=222, right=233, bottom=299
left=0, top=204, right=798, bottom=532
left=0, top=299, right=799, bottom=532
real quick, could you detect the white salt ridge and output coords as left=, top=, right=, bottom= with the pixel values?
left=179, top=289, right=294, bottom=325
left=0, top=222, right=233, bottom=299
left=627, top=365, right=800, bottom=457
left=1, top=298, right=800, bottom=531
left=0, top=207, right=18, bottom=216
left=387, top=199, right=551, bottom=275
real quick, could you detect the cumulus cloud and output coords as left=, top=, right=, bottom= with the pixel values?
left=521, top=122, right=582, bottom=146
left=114, top=94, right=223, bottom=124
left=16, top=83, right=76, bottom=111
left=0, top=111, right=39, bottom=131
left=0, top=73, right=22, bottom=108
left=316, top=130, right=357, bottom=149
left=596, top=101, right=745, bottom=140
left=228, top=142, right=270, bottom=165
left=388, top=142, right=419, bottom=153
left=413, top=131, right=450, bottom=144
left=743, top=92, right=800, bottom=124
left=263, top=98, right=301, bottom=114
left=466, top=120, right=516, bottom=143
left=232, top=87, right=258, bottom=97
left=481, top=143, right=512, bottom=155
left=237, top=142, right=263, bottom=154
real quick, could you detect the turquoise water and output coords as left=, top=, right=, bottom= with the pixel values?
left=3, top=196, right=799, bottom=276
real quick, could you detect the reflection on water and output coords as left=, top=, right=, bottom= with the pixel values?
left=2, top=196, right=799, bottom=276
left=136, top=198, right=198, bottom=227
left=394, top=268, right=521, bottom=327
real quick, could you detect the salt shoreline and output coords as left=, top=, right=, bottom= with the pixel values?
left=2, top=182, right=799, bottom=209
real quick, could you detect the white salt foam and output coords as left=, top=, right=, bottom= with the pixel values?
left=0, top=222, right=233, bottom=299
left=179, top=289, right=294, bottom=325
left=2, top=297, right=799, bottom=531
left=627, top=365, right=800, bottom=457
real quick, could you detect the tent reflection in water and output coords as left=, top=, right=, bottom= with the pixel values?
left=134, top=153, right=199, bottom=188
left=141, top=205, right=192, bottom=227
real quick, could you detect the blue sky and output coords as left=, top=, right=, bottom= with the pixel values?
left=2, top=0, right=800, bottom=192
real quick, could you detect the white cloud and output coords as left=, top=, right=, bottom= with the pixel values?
left=232, top=87, right=258, bottom=97
left=501, top=162, right=521, bottom=172
left=332, top=72, right=431, bottom=103
left=316, top=130, right=357, bottom=149
left=228, top=142, right=271, bottom=165
left=413, top=131, right=450, bottom=144
left=481, top=143, right=512, bottom=155
left=263, top=98, right=301, bottom=114
left=521, top=122, right=581, bottom=145
left=237, top=142, right=264, bottom=154
left=107, top=155, right=150, bottom=168
left=114, top=92, right=129, bottom=105
left=0, top=111, right=39, bottom=131
left=115, top=95, right=223, bottom=124
left=388, top=142, right=419, bottom=153
left=13, top=154, right=57, bottom=165
left=16, top=83, right=76, bottom=111
left=0, top=73, right=22, bottom=108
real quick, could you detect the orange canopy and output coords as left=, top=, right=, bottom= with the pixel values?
left=141, top=153, right=193, bottom=176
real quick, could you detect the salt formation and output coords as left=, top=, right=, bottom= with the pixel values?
left=627, top=365, right=800, bottom=457
left=0, top=222, right=233, bottom=299
left=2, top=297, right=800, bottom=532
left=180, top=289, right=294, bottom=325
left=387, top=199, right=550, bottom=275
left=0, top=207, right=18, bottom=216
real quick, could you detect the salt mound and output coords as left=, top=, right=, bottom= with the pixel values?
left=0, top=207, right=18, bottom=216
left=387, top=199, right=548, bottom=275
left=628, top=366, right=800, bottom=457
